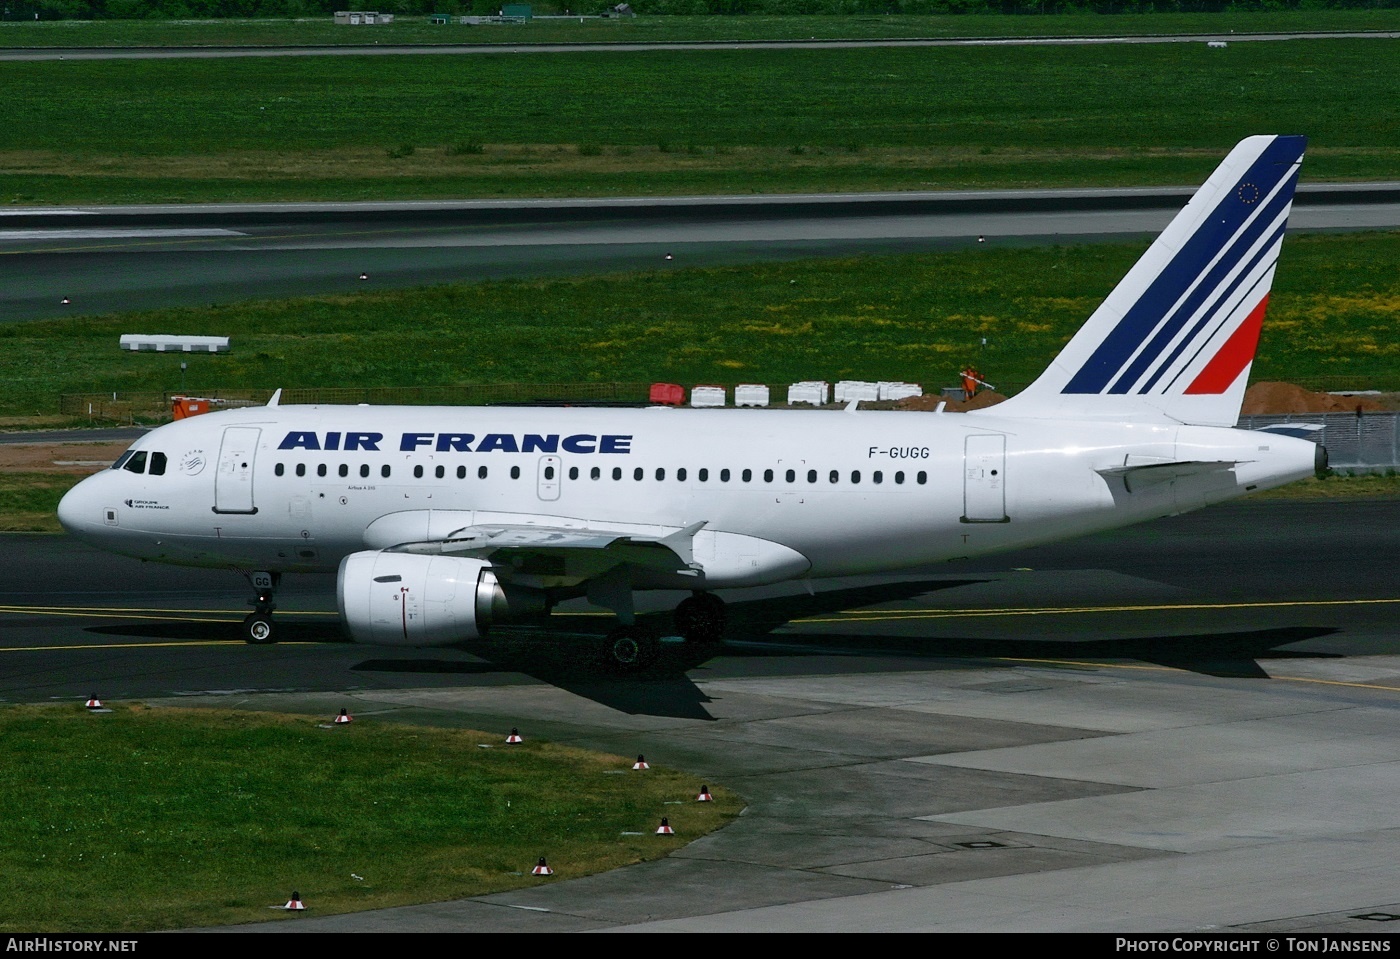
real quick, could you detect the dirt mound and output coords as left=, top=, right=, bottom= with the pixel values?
left=1241, top=382, right=1384, bottom=415
left=896, top=391, right=1007, bottom=412
left=0, top=442, right=126, bottom=475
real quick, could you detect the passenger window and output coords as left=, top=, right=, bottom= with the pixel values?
left=917, top=471, right=928, bottom=485
left=634, top=467, right=644, bottom=481
left=764, top=469, right=774, bottom=483
left=149, top=452, right=167, bottom=476
left=851, top=471, right=861, bottom=484
left=317, top=464, right=327, bottom=478
left=274, top=463, right=285, bottom=477
left=698, top=468, right=709, bottom=482
left=591, top=466, right=601, bottom=480
left=828, top=470, right=838, bottom=484
left=510, top=466, right=521, bottom=480
left=874, top=471, right=883, bottom=484
left=655, top=468, right=666, bottom=481
left=677, top=468, right=687, bottom=482
left=479, top=466, right=488, bottom=479
left=458, top=466, right=467, bottom=479
left=742, top=469, right=752, bottom=483
left=785, top=469, right=795, bottom=483
left=611, top=467, right=622, bottom=481
left=340, top=464, right=349, bottom=478
left=545, top=466, right=556, bottom=480
left=360, top=464, right=370, bottom=478
left=569, top=467, right=579, bottom=480
left=294, top=463, right=305, bottom=477
left=720, top=469, right=730, bottom=482
left=381, top=465, right=391, bottom=478
left=895, top=471, right=905, bottom=485
left=807, top=470, right=817, bottom=484
left=123, top=451, right=148, bottom=474
left=436, top=465, right=445, bottom=479
left=414, top=465, right=424, bottom=479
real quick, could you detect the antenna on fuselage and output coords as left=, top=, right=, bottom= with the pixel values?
left=267, top=388, right=282, bottom=408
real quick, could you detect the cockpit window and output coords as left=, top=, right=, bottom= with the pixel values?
left=122, top=451, right=148, bottom=474
left=111, top=451, right=135, bottom=471
left=149, top=452, right=167, bottom=476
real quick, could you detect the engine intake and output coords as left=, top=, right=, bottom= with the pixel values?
left=337, top=551, right=547, bottom=646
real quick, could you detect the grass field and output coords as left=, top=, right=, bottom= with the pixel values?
left=2, top=36, right=1398, bottom=203
left=4, top=11, right=1400, bottom=48
left=0, top=703, right=739, bottom=931
left=5, top=231, right=1398, bottom=418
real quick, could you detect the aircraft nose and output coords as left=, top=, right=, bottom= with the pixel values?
left=57, top=475, right=104, bottom=538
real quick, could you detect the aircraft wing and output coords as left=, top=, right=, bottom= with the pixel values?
left=384, top=519, right=709, bottom=580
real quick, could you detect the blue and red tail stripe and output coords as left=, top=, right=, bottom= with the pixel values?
left=1061, top=135, right=1306, bottom=396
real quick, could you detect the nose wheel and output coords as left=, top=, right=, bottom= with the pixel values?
left=242, top=572, right=280, bottom=645
left=244, top=612, right=274, bottom=645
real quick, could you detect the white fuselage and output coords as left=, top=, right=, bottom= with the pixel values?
left=58, top=402, right=1318, bottom=590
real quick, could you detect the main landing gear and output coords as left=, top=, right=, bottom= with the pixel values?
left=597, top=592, right=728, bottom=671
left=673, top=592, right=727, bottom=647
left=243, top=571, right=280, bottom=645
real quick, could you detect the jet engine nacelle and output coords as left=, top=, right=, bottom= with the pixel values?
left=337, top=550, right=546, bottom=646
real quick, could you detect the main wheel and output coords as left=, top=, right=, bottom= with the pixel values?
left=602, top=625, right=660, bottom=671
left=244, top=613, right=275, bottom=645
left=674, top=593, right=726, bottom=645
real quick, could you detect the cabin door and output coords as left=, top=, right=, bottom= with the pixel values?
left=214, top=427, right=261, bottom=514
left=962, top=434, right=1007, bottom=523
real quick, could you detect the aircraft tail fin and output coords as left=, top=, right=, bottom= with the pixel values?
left=989, top=135, right=1306, bottom=427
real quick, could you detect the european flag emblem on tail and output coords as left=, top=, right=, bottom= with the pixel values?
left=990, top=136, right=1307, bottom=427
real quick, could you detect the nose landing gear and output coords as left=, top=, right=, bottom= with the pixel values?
left=243, top=571, right=280, bottom=645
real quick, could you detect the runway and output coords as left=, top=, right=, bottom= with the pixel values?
left=3, top=30, right=1397, bottom=62
left=4, top=185, right=1399, bottom=323
left=5, top=498, right=1399, bottom=932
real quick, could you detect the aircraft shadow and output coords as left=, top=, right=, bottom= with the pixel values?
left=353, top=580, right=985, bottom=719
left=82, top=580, right=1341, bottom=717
left=86, top=621, right=348, bottom=642
left=727, top=625, right=1342, bottom=680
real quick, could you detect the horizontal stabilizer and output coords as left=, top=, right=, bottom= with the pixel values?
left=1251, top=423, right=1323, bottom=440
left=1097, top=459, right=1241, bottom=493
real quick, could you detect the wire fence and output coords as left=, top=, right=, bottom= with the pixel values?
left=1238, top=412, right=1400, bottom=475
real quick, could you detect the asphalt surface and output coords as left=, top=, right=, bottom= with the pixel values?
left=4, top=185, right=1399, bottom=323
left=2, top=30, right=1397, bottom=61
left=4, top=499, right=1398, bottom=932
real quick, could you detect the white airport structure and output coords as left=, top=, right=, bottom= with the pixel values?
left=734, top=384, right=770, bottom=407
left=689, top=386, right=726, bottom=408
left=119, top=335, right=229, bottom=354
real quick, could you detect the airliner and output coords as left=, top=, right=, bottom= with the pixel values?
left=58, top=135, right=1325, bottom=669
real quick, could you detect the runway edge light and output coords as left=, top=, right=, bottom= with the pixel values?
left=506, top=727, right=523, bottom=744
left=532, top=857, right=554, bottom=876
left=633, top=755, right=649, bottom=770
left=656, top=818, right=674, bottom=835
left=697, top=785, right=713, bottom=802
left=334, top=708, right=353, bottom=724
left=282, top=891, right=305, bottom=911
